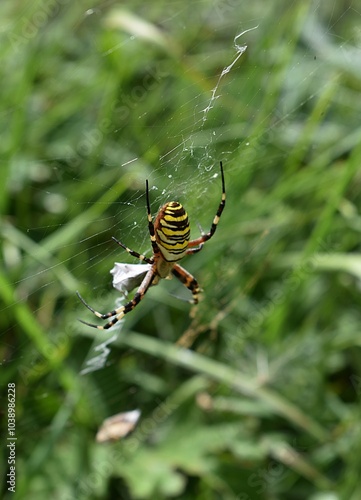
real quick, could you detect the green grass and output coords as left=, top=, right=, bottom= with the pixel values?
left=2, top=1, right=361, bottom=499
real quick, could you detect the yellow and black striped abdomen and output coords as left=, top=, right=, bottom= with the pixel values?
left=154, top=202, right=190, bottom=262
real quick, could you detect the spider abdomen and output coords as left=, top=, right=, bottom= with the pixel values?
left=154, top=201, right=190, bottom=262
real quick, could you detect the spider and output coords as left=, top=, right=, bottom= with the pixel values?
left=77, top=161, right=225, bottom=330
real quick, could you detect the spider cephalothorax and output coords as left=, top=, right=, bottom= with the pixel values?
left=77, top=162, right=225, bottom=330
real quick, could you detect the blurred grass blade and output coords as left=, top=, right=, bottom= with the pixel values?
left=116, top=330, right=328, bottom=441
left=105, top=9, right=180, bottom=56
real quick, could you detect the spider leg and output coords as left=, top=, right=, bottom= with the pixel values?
left=172, top=263, right=202, bottom=304
left=187, top=161, right=225, bottom=250
left=112, top=236, right=154, bottom=264
left=77, top=267, right=157, bottom=330
left=146, top=179, right=161, bottom=256
left=186, top=243, right=204, bottom=255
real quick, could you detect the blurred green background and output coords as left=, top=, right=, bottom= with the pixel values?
left=1, top=1, right=361, bottom=499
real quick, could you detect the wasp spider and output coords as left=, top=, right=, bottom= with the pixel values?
left=77, top=162, right=225, bottom=330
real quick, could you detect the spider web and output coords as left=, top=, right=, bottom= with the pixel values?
left=79, top=25, right=253, bottom=374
